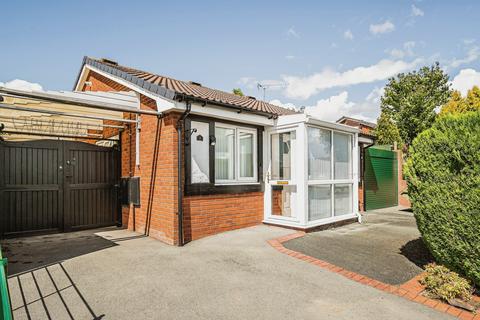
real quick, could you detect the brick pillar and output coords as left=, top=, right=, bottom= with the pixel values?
left=396, top=150, right=411, bottom=208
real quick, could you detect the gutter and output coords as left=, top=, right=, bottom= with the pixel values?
left=173, top=93, right=281, bottom=119
left=177, top=101, right=191, bottom=246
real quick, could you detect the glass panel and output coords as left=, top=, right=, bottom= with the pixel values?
left=308, top=185, right=331, bottom=221
left=334, top=132, right=351, bottom=180
left=271, top=132, right=292, bottom=180
left=271, top=185, right=296, bottom=217
left=308, top=128, right=331, bottom=180
left=191, top=121, right=210, bottom=183
left=334, top=184, right=352, bottom=216
left=215, top=127, right=235, bottom=181
left=239, top=131, right=254, bottom=178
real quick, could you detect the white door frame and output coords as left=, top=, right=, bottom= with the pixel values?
left=263, top=123, right=306, bottom=226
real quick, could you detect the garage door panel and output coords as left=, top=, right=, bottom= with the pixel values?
left=364, top=148, right=398, bottom=210
left=0, top=140, right=120, bottom=237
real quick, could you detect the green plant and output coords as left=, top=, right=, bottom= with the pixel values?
left=421, top=263, right=473, bottom=302
left=232, top=88, right=244, bottom=96
left=405, top=111, right=480, bottom=286
left=381, top=62, right=451, bottom=146
left=374, top=111, right=403, bottom=147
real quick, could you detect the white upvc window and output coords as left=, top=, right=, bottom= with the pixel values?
left=307, top=126, right=354, bottom=222
left=215, top=123, right=257, bottom=184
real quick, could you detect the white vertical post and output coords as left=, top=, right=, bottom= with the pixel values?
left=296, top=123, right=307, bottom=226
left=263, top=129, right=271, bottom=221
left=352, top=132, right=360, bottom=221
left=135, top=92, right=141, bottom=167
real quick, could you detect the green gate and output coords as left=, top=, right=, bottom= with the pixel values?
left=364, top=147, right=398, bottom=210
left=0, top=246, right=12, bottom=320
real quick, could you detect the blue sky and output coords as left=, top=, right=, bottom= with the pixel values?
left=2, top=0, right=480, bottom=122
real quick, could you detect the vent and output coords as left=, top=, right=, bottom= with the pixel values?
left=188, top=81, right=202, bottom=87
left=247, top=96, right=256, bottom=100
left=100, top=58, right=118, bottom=66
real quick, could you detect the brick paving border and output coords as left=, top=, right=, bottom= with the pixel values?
left=268, top=232, right=479, bottom=320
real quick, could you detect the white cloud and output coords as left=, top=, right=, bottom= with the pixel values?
left=269, top=99, right=297, bottom=111
left=343, top=29, right=354, bottom=40
left=411, top=5, right=424, bottom=17
left=451, top=69, right=480, bottom=96
left=237, top=77, right=257, bottom=89
left=237, top=77, right=285, bottom=93
left=304, top=87, right=383, bottom=123
left=286, top=27, right=300, bottom=39
left=282, top=58, right=421, bottom=100
left=448, top=46, right=480, bottom=69
left=369, top=20, right=395, bottom=35
left=0, top=79, right=44, bottom=92
left=387, top=41, right=416, bottom=59
left=285, top=55, right=295, bottom=60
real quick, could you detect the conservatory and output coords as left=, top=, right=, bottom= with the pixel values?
left=264, top=113, right=360, bottom=229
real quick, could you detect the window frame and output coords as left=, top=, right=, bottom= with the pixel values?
left=306, top=125, right=354, bottom=221
left=214, top=122, right=258, bottom=184
left=184, top=116, right=263, bottom=196
left=237, top=127, right=258, bottom=183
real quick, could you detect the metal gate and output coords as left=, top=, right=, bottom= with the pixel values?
left=364, top=147, right=398, bottom=210
left=0, top=140, right=120, bottom=237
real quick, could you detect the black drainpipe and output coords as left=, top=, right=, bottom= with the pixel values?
left=177, top=101, right=191, bottom=246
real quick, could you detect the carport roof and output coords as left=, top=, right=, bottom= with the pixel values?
left=0, top=88, right=144, bottom=141
left=77, top=56, right=297, bottom=117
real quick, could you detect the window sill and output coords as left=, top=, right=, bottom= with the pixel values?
left=215, top=182, right=260, bottom=186
left=185, top=182, right=264, bottom=196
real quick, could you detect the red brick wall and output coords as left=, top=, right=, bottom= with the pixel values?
left=81, top=69, right=264, bottom=244
left=271, top=189, right=282, bottom=215
left=358, top=185, right=365, bottom=212
left=183, top=192, right=263, bottom=241
left=396, top=150, right=411, bottom=208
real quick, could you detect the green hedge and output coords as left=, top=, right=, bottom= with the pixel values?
left=405, top=111, right=480, bottom=287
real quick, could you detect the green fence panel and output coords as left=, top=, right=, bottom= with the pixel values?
left=364, top=147, right=398, bottom=210
left=0, top=247, right=12, bottom=320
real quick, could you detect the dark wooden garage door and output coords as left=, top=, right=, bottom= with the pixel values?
left=0, top=140, right=120, bottom=237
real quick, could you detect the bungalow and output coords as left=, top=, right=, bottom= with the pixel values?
left=70, top=57, right=360, bottom=245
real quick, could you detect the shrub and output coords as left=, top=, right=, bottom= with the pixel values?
left=405, top=111, right=480, bottom=286
left=421, top=263, right=473, bottom=302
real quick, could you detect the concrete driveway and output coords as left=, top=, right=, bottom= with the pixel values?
left=284, top=207, right=433, bottom=285
left=3, top=224, right=451, bottom=320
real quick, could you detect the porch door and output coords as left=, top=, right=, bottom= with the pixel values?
left=265, top=129, right=299, bottom=222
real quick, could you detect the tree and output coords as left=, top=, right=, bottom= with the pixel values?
left=374, top=112, right=402, bottom=146
left=439, top=90, right=464, bottom=115
left=440, top=86, right=480, bottom=116
left=232, top=88, right=244, bottom=96
left=381, top=62, right=451, bottom=146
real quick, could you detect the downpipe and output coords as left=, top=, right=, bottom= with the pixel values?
left=177, top=101, right=191, bottom=246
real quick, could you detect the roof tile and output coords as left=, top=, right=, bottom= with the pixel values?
left=85, top=57, right=296, bottom=116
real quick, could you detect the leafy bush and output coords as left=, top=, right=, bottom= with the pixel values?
left=405, top=111, right=480, bottom=286
left=421, top=263, right=473, bottom=302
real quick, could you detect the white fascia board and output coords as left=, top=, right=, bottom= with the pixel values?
left=274, top=113, right=308, bottom=127
left=358, top=136, right=374, bottom=144
left=274, top=113, right=359, bottom=134
left=305, top=115, right=360, bottom=133
left=80, top=65, right=176, bottom=112
left=182, top=101, right=275, bottom=127
left=74, top=66, right=90, bottom=91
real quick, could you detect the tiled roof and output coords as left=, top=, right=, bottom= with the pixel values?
left=81, top=57, right=296, bottom=117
